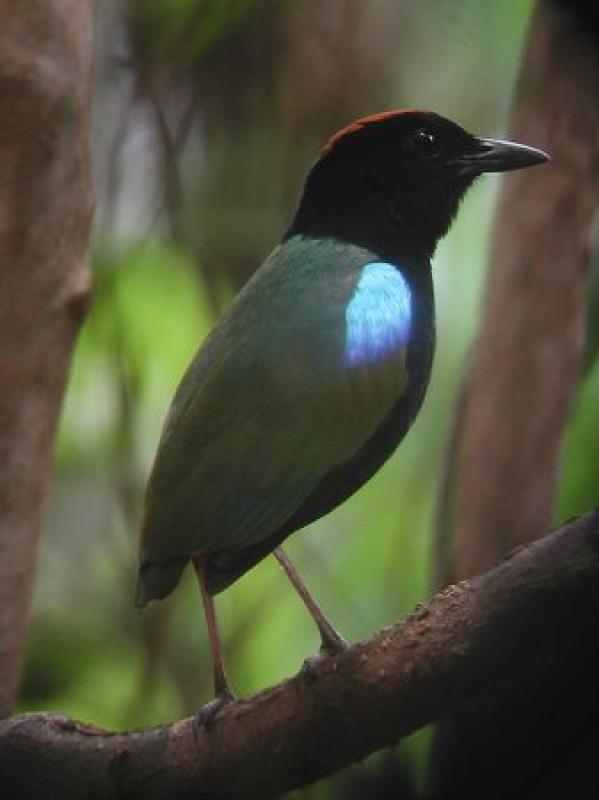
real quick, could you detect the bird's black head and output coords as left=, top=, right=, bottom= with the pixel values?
left=287, top=110, right=548, bottom=262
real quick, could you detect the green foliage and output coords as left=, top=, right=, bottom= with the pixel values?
left=127, top=0, right=258, bottom=66
left=57, top=242, right=212, bottom=471
left=556, top=250, right=599, bottom=522
left=581, top=248, right=599, bottom=374
left=21, top=616, right=181, bottom=728
left=556, top=362, right=599, bottom=522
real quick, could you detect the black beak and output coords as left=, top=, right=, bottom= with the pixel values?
left=454, top=137, right=550, bottom=175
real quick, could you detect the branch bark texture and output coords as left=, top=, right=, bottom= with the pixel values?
left=0, top=0, right=93, bottom=716
left=440, top=0, right=599, bottom=583
left=1, top=512, right=598, bottom=799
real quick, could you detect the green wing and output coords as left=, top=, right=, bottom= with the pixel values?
left=138, top=236, right=410, bottom=601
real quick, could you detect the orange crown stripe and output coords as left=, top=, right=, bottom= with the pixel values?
left=321, top=109, right=423, bottom=157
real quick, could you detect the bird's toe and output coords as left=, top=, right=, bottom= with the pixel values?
left=195, top=690, right=235, bottom=730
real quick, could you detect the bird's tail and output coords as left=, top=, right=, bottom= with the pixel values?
left=135, top=558, right=187, bottom=609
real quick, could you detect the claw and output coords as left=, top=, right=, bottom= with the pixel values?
left=319, top=629, right=348, bottom=656
left=301, top=652, right=324, bottom=682
left=195, top=690, right=235, bottom=730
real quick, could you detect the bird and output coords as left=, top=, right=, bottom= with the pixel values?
left=135, top=109, right=548, bottom=707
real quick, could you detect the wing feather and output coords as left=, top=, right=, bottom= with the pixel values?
left=139, top=237, right=412, bottom=591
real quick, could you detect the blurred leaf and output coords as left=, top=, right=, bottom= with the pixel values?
left=556, top=361, right=599, bottom=521
left=57, top=241, right=213, bottom=470
left=127, top=0, right=259, bottom=68
left=582, top=245, right=599, bottom=375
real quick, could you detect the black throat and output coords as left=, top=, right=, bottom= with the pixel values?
left=285, top=157, right=473, bottom=267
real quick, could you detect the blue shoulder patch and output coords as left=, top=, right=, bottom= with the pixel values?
left=345, top=262, right=412, bottom=368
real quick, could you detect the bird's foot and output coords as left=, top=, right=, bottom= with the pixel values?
left=300, top=633, right=348, bottom=683
left=318, top=624, right=348, bottom=656
left=320, top=631, right=348, bottom=656
left=300, top=652, right=326, bottom=684
left=195, top=689, right=235, bottom=731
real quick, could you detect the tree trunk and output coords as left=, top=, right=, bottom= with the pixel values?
left=430, top=2, right=599, bottom=795
left=0, top=0, right=93, bottom=717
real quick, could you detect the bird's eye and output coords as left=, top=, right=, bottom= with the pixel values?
left=410, top=128, right=444, bottom=158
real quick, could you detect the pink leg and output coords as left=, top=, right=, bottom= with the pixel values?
left=274, top=546, right=346, bottom=653
left=192, top=555, right=234, bottom=701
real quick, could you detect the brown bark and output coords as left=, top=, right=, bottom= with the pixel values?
left=1, top=511, right=598, bottom=799
left=439, top=0, right=599, bottom=584
left=0, top=1, right=93, bottom=716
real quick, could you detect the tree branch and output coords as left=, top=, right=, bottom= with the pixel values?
left=1, top=512, right=598, bottom=799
